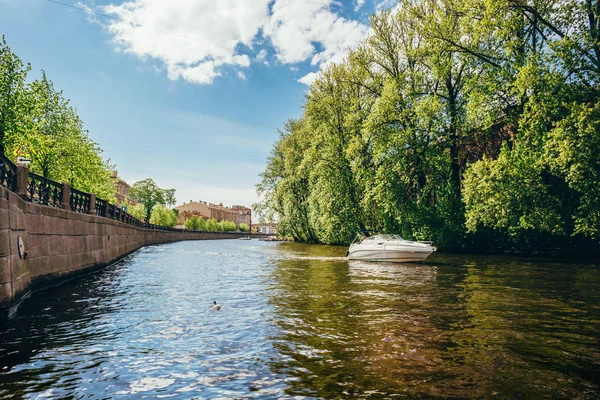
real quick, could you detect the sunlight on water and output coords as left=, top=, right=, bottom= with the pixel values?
left=0, top=240, right=599, bottom=398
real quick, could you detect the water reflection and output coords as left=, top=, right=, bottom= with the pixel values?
left=0, top=241, right=598, bottom=398
left=0, top=258, right=128, bottom=397
left=267, top=246, right=600, bottom=398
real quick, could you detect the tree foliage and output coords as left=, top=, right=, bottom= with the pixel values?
left=239, top=223, right=249, bottom=232
left=149, top=204, right=178, bottom=227
left=184, top=216, right=206, bottom=231
left=219, top=220, right=238, bottom=232
left=128, top=203, right=147, bottom=221
left=0, top=35, right=29, bottom=155
left=205, top=218, right=219, bottom=232
left=129, top=178, right=175, bottom=222
left=164, top=188, right=176, bottom=208
left=257, top=0, right=600, bottom=250
left=0, top=36, right=117, bottom=201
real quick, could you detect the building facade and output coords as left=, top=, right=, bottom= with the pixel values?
left=174, top=200, right=251, bottom=229
left=115, top=179, right=131, bottom=206
left=253, top=223, right=277, bottom=235
left=114, top=177, right=140, bottom=207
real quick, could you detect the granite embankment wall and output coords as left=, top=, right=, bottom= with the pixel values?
left=0, top=184, right=254, bottom=318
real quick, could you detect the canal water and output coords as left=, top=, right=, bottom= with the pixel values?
left=0, top=240, right=598, bottom=399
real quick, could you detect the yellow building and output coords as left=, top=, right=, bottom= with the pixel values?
left=174, top=200, right=251, bottom=229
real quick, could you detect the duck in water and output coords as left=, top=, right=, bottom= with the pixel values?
left=212, top=301, right=221, bottom=311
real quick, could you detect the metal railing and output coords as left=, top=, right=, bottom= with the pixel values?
left=0, top=153, right=16, bottom=192
left=107, top=203, right=115, bottom=218
left=70, top=188, right=91, bottom=213
left=95, top=198, right=107, bottom=217
left=27, top=172, right=63, bottom=208
left=0, top=154, right=253, bottom=234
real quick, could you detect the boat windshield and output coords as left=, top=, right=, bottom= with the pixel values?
left=363, top=234, right=404, bottom=241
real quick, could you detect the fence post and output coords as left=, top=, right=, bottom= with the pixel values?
left=89, top=193, right=96, bottom=214
left=62, top=183, right=71, bottom=210
left=15, top=165, right=29, bottom=200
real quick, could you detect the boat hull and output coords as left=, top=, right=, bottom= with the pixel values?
left=346, top=249, right=433, bottom=262
left=345, top=233, right=435, bottom=263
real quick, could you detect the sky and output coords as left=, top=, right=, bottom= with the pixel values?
left=0, top=0, right=394, bottom=208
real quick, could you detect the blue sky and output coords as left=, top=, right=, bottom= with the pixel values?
left=0, top=0, right=390, bottom=207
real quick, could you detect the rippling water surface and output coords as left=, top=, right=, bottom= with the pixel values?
left=0, top=240, right=599, bottom=399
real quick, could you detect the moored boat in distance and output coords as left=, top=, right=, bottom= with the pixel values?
left=259, top=235, right=283, bottom=242
left=346, top=232, right=435, bottom=263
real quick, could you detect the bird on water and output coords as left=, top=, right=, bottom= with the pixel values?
left=212, top=301, right=221, bottom=311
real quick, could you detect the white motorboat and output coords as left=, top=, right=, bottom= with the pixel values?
left=345, top=233, right=435, bottom=263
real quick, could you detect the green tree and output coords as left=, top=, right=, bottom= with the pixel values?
left=1, top=38, right=116, bottom=201
left=206, top=218, right=218, bottom=232
left=463, top=150, right=564, bottom=247
left=128, top=203, right=147, bottom=221
left=0, top=35, right=29, bottom=155
left=239, top=223, right=249, bottom=232
left=129, top=178, right=169, bottom=222
left=164, top=188, right=176, bottom=208
left=219, top=220, right=237, bottom=232
left=196, top=216, right=207, bottom=231
left=257, top=0, right=600, bottom=252
left=544, top=102, right=600, bottom=238
left=184, top=216, right=206, bottom=231
left=0, top=40, right=117, bottom=201
left=149, top=204, right=177, bottom=227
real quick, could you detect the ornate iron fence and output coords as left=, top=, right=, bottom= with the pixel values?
left=27, top=172, right=63, bottom=207
left=95, top=198, right=107, bottom=217
left=1, top=158, right=219, bottom=232
left=0, top=153, right=17, bottom=191
left=70, top=188, right=91, bottom=213
left=107, top=204, right=115, bottom=218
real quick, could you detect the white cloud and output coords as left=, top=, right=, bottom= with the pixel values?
left=75, top=1, right=99, bottom=23
left=237, top=71, right=247, bottom=80
left=255, top=49, right=267, bottom=62
left=101, top=0, right=270, bottom=84
left=376, top=0, right=397, bottom=11
left=298, top=72, right=318, bottom=86
left=167, top=61, right=221, bottom=84
left=354, top=0, right=366, bottom=11
left=264, top=0, right=369, bottom=67
left=91, top=0, right=369, bottom=85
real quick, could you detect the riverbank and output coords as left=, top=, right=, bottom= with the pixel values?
left=0, top=184, right=262, bottom=318
left=275, top=235, right=600, bottom=260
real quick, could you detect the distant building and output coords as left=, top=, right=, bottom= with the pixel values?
left=232, top=205, right=252, bottom=228
left=115, top=179, right=130, bottom=206
left=253, top=223, right=277, bottom=235
left=114, top=176, right=139, bottom=207
left=174, top=200, right=251, bottom=229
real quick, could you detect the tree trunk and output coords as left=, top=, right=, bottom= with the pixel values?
left=446, top=75, right=462, bottom=199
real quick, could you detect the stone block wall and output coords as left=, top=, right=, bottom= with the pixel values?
left=0, top=185, right=253, bottom=318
